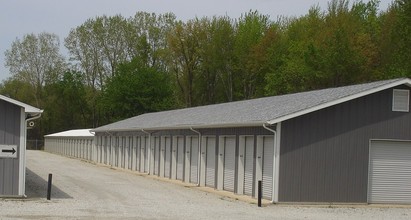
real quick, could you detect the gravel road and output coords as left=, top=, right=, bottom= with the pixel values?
left=0, top=150, right=410, bottom=219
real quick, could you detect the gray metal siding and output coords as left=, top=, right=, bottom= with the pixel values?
left=0, top=100, right=21, bottom=196
left=279, top=87, right=411, bottom=203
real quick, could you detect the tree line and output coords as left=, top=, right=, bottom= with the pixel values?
left=1, top=0, right=410, bottom=140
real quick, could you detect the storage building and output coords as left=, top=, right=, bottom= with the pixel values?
left=48, top=78, right=411, bottom=204
left=44, top=129, right=94, bottom=161
left=0, top=95, right=42, bottom=197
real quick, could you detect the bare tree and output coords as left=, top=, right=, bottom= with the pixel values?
left=4, top=32, right=66, bottom=106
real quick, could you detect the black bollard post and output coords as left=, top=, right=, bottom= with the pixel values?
left=258, top=180, right=262, bottom=207
left=47, top=173, right=52, bottom=200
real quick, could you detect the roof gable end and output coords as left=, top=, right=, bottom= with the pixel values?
left=267, top=78, right=411, bottom=124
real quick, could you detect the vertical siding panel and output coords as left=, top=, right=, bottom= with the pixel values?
left=300, top=116, right=311, bottom=201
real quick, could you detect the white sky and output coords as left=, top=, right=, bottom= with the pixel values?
left=0, top=0, right=394, bottom=81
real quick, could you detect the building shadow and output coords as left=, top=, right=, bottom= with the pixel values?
left=25, top=168, right=72, bottom=199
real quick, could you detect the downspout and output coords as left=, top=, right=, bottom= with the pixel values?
left=263, top=123, right=276, bottom=203
left=190, top=127, right=201, bottom=187
left=141, top=129, right=151, bottom=175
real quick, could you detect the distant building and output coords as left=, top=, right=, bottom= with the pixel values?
left=44, top=129, right=94, bottom=161
left=0, top=95, right=42, bottom=197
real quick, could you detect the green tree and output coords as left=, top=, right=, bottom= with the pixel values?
left=166, top=19, right=207, bottom=107
left=42, top=71, right=91, bottom=133
left=233, top=11, right=271, bottom=99
left=381, top=0, right=411, bottom=77
left=128, top=12, right=176, bottom=69
left=65, top=15, right=129, bottom=88
left=0, top=77, right=36, bottom=105
left=100, top=59, right=174, bottom=121
left=198, top=16, right=235, bottom=103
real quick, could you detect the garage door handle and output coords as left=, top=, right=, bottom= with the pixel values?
left=240, top=155, right=243, bottom=157
left=257, top=156, right=261, bottom=159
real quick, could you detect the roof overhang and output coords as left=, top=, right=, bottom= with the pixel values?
left=92, top=121, right=267, bottom=133
left=267, top=78, right=411, bottom=125
left=0, top=94, right=43, bottom=115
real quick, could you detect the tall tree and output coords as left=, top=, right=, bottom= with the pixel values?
left=167, top=19, right=208, bottom=107
left=65, top=15, right=129, bottom=89
left=4, top=32, right=66, bottom=106
left=233, top=11, right=270, bottom=99
left=384, top=0, right=411, bottom=77
left=198, top=16, right=235, bottom=103
left=100, top=59, right=174, bottom=121
left=42, top=71, right=90, bottom=133
left=128, top=12, right=176, bottom=69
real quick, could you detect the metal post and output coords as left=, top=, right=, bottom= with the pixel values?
left=258, top=180, right=262, bottom=207
left=47, top=173, right=52, bottom=200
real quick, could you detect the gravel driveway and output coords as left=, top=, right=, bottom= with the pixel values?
left=0, top=150, right=410, bottom=219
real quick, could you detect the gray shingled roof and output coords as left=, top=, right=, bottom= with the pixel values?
left=92, top=78, right=411, bottom=132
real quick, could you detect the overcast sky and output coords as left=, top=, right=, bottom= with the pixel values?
left=0, top=0, right=394, bottom=81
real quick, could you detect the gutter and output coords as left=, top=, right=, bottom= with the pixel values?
left=190, top=127, right=201, bottom=187
left=91, top=122, right=266, bottom=133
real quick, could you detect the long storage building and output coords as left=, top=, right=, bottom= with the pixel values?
left=48, top=78, right=411, bottom=204
left=44, top=129, right=94, bottom=161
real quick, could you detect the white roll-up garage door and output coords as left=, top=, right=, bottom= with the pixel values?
left=368, top=140, right=411, bottom=204
left=262, top=136, right=274, bottom=200
left=143, top=136, right=149, bottom=173
left=189, top=137, right=199, bottom=184
left=176, top=137, right=184, bottom=180
left=164, top=137, right=171, bottom=178
left=154, top=137, right=160, bottom=175
left=115, top=137, right=120, bottom=167
left=244, top=136, right=254, bottom=196
left=223, top=137, right=236, bottom=192
left=206, top=137, right=216, bottom=187
left=135, top=136, right=140, bottom=171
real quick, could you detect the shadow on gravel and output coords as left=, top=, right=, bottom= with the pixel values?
left=25, top=168, right=72, bottom=199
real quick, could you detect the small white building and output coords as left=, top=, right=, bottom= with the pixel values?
left=44, top=129, right=94, bottom=161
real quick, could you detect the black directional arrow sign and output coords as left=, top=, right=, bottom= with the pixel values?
left=2, top=148, right=16, bottom=154
left=0, top=145, right=18, bottom=158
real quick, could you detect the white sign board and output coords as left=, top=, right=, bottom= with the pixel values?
left=0, top=145, right=18, bottom=158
